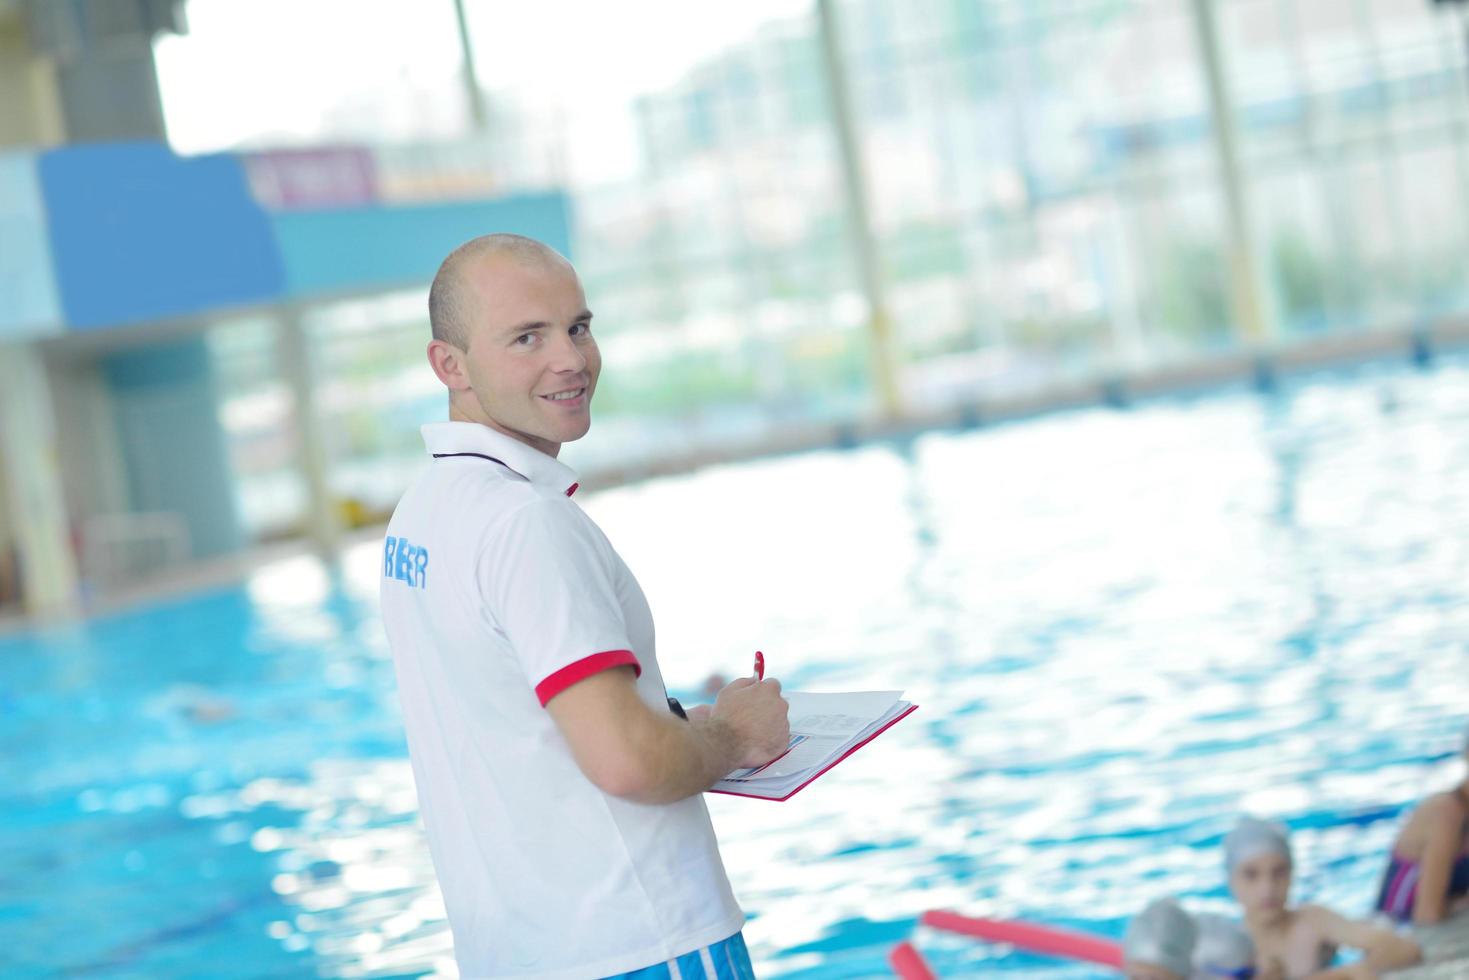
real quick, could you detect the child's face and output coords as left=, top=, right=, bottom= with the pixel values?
left=1229, top=851, right=1292, bottom=916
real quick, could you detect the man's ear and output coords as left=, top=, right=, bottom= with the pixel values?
left=427, top=339, right=472, bottom=391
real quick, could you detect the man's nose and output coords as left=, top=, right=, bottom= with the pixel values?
left=548, top=332, right=587, bottom=373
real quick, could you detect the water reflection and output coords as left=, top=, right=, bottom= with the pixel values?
left=4, top=357, right=1469, bottom=977
left=240, top=760, right=454, bottom=978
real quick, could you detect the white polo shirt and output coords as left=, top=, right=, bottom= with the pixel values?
left=379, top=421, right=743, bottom=980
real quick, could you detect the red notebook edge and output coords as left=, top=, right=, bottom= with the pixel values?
left=708, top=703, right=919, bottom=802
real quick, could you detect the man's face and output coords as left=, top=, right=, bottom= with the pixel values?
left=1229, top=851, right=1292, bottom=918
left=458, top=256, right=600, bottom=457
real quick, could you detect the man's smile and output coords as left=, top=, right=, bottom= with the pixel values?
left=540, top=386, right=588, bottom=404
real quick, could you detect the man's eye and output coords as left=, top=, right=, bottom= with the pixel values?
left=571, top=322, right=590, bottom=336
left=514, top=334, right=536, bottom=346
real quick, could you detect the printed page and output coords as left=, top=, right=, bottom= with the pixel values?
left=709, top=696, right=915, bottom=800
left=719, top=691, right=901, bottom=783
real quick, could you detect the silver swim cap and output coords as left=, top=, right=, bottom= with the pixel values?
left=1223, top=816, right=1291, bottom=873
left=1192, top=913, right=1255, bottom=979
left=1124, top=897, right=1198, bottom=977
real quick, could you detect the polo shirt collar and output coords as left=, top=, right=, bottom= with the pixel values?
left=421, top=422, right=581, bottom=497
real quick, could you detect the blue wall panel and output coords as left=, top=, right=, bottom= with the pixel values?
left=0, top=152, right=63, bottom=340
left=39, top=143, right=285, bottom=330
left=271, top=191, right=571, bottom=297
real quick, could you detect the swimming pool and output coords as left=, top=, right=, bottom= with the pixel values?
left=5, top=353, right=1468, bottom=978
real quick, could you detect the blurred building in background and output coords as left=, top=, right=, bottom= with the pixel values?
left=1, top=0, right=1467, bottom=618
left=603, top=0, right=1469, bottom=425
left=0, top=0, right=569, bottom=616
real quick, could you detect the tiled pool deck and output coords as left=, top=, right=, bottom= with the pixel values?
left=1394, top=911, right=1469, bottom=979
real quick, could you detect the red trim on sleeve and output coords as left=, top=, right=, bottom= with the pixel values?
left=535, top=650, right=641, bottom=706
left=565, top=482, right=579, bottom=497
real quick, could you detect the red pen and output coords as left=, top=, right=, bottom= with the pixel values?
left=754, top=651, right=765, bottom=680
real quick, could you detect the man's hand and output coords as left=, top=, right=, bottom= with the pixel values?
left=708, top=675, right=790, bottom=768
left=547, top=666, right=788, bottom=804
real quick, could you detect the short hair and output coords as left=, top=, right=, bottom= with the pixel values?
left=427, top=234, right=571, bottom=350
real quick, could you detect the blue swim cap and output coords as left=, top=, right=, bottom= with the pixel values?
left=1124, top=897, right=1197, bottom=977
left=1223, top=816, right=1291, bottom=873
left=1192, top=913, right=1255, bottom=979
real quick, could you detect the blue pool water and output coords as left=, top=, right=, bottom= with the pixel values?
left=5, top=354, right=1469, bottom=978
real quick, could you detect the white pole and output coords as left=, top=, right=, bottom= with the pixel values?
left=453, top=0, right=489, bottom=131
left=1189, top=0, right=1276, bottom=345
left=816, top=0, right=904, bottom=419
left=278, top=311, right=342, bottom=556
left=0, top=342, right=79, bottom=616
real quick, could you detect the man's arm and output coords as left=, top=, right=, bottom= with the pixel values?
left=546, top=666, right=790, bottom=805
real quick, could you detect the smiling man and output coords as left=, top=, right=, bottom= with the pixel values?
left=379, top=234, right=790, bottom=979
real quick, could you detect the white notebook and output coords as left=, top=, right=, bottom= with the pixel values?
left=708, top=690, right=917, bottom=802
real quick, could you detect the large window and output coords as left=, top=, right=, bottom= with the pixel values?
left=174, top=0, right=1469, bottom=489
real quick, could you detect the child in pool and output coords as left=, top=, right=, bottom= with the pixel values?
left=1124, top=897, right=1198, bottom=980
left=1375, top=725, right=1469, bottom=924
left=1225, top=817, right=1419, bottom=980
left=1127, top=898, right=1288, bottom=980
left=1194, top=911, right=1283, bottom=980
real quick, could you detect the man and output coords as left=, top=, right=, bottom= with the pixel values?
left=380, top=233, right=791, bottom=979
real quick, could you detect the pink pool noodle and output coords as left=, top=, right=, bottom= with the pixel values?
left=920, top=910, right=1124, bottom=969
left=889, top=940, right=938, bottom=979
